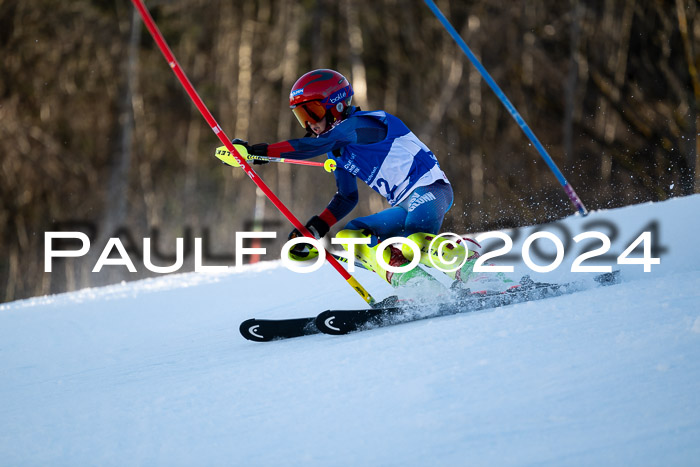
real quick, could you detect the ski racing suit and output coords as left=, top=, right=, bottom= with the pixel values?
left=266, top=107, right=453, bottom=244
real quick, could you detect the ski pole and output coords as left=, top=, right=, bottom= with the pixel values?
left=214, top=146, right=337, bottom=172
left=131, top=0, right=376, bottom=306
left=423, top=0, right=588, bottom=216
left=251, top=157, right=336, bottom=172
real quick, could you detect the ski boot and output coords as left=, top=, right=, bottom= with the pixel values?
left=336, top=229, right=447, bottom=292
left=401, top=232, right=516, bottom=294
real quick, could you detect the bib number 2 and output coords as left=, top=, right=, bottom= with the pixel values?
left=374, top=178, right=398, bottom=202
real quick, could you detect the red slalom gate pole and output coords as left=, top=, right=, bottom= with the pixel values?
left=131, top=0, right=376, bottom=306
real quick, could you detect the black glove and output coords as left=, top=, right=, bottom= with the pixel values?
left=231, top=139, right=269, bottom=165
left=248, top=143, right=268, bottom=156
left=288, top=215, right=330, bottom=240
left=231, top=138, right=249, bottom=148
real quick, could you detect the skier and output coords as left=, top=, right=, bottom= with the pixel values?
left=232, top=69, right=506, bottom=291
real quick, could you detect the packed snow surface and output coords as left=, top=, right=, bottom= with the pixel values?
left=2, top=195, right=699, bottom=465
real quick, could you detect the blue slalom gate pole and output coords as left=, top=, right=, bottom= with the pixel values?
left=424, top=0, right=588, bottom=216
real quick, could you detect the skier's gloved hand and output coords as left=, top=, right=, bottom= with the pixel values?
left=230, top=139, right=269, bottom=165
left=248, top=143, right=268, bottom=157
left=247, top=143, right=269, bottom=165
left=288, top=215, right=330, bottom=240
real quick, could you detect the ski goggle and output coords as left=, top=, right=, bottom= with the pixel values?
left=290, top=100, right=327, bottom=128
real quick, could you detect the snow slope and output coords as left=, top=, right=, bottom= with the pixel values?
left=2, top=195, right=700, bottom=466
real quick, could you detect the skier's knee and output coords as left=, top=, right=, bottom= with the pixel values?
left=402, top=232, right=468, bottom=266
left=336, top=228, right=373, bottom=251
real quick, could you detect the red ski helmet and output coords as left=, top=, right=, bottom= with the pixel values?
left=289, top=69, right=354, bottom=130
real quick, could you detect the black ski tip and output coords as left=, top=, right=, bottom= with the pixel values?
left=316, top=307, right=400, bottom=335
left=316, top=309, right=379, bottom=335
left=240, top=319, right=273, bottom=342
left=239, top=317, right=319, bottom=342
left=315, top=310, right=350, bottom=335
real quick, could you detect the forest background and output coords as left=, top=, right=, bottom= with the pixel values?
left=1, top=0, right=698, bottom=303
